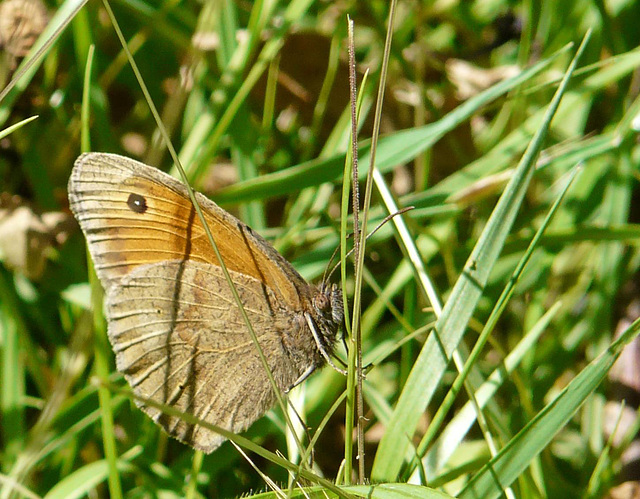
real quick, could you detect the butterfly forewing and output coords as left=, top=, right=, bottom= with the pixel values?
left=69, top=153, right=308, bottom=308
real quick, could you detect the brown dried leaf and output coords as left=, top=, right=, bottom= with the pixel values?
left=446, top=59, right=519, bottom=100
left=606, top=481, right=640, bottom=499
left=0, top=193, right=76, bottom=279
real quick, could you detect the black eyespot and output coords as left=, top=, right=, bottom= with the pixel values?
left=127, top=193, right=147, bottom=214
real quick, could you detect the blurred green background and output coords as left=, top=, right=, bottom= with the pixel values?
left=0, top=0, right=639, bottom=497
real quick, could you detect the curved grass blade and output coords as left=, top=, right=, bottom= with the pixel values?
left=458, top=316, right=640, bottom=499
left=371, top=33, right=591, bottom=481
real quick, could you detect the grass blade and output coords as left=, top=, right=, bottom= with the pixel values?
left=371, top=33, right=591, bottom=481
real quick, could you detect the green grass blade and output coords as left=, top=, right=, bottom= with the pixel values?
left=424, top=302, right=561, bottom=482
left=42, top=447, right=142, bottom=499
left=246, top=483, right=456, bottom=499
left=212, top=47, right=563, bottom=205
left=458, top=317, right=640, bottom=499
left=0, top=116, right=39, bottom=139
left=371, top=34, right=591, bottom=481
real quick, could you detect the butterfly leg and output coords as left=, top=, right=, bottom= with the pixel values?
left=289, top=364, right=317, bottom=390
left=304, top=313, right=347, bottom=376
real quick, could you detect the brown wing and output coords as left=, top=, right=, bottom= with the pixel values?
left=108, top=260, right=307, bottom=453
left=68, top=152, right=310, bottom=309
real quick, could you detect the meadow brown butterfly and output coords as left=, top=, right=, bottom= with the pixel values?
left=68, top=152, right=343, bottom=453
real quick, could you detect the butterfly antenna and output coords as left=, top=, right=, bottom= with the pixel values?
left=322, top=243, right=342, bottom=284
left=368, top=206, right=414, bottom=239
left=325, top=206, right=414, bottom=283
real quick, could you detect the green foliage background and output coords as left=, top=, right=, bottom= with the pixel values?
left=0, top=0, right=639, bottom=497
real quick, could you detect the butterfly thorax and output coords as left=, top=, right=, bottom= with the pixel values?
left=276, top=282, right=342, bottom=379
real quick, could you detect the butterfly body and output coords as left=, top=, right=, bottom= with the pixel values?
left=69, top=153, right=342, bottom=453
